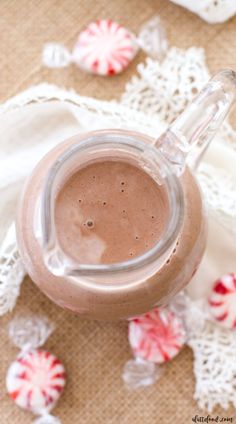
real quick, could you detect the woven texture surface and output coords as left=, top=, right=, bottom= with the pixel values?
left=0, top=0, right=236, bottom=422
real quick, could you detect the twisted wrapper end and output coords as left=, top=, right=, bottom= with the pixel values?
left=42, top=43, right=72, bottom=68
left=33, top=413, right=62, bottom=424
left=8, top=314, right=54, bottom=351
left=122, top=357, right=164, bottom=390
left=136, top=15, right=168, bottom=61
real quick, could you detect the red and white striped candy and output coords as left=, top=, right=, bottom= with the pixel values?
left=6, top=350, right=66, bottom=414
left=128, top=308, right=186, bottom=364
left=73, top=19, right=138, bottom=76
left=208, top=273, right=236, bottom=329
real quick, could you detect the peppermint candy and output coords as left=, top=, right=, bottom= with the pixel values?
left=6, top=315, right=65, bottom=423
left=6, top=350, right=66, bottom=414
left=208, top=273, right=236, bottom=329
left=129, top=308, right=186, bottom=363
left=73, top=20, right=138, bottom=76
left=123, top=307, right=186, bottom=389
left=43, top=16, right=167, bottom=76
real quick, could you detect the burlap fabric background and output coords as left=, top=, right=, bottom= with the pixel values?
left=0, top=1, right=235, bottom=423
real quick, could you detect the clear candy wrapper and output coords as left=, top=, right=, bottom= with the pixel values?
left=137, top=16, right=167, bottom=61
left=8, top=315, right=54, bottom=350
left=123, top=307, right=186, bottom=389
left=6, top=315, right=66, bottom=423
left=33, top=414, right=62, bottom=424
left=43, top=16, right=167, bottom=76
left=170, top=291, right=208, bottom=336
left=123, top=357, right=164, bottom=390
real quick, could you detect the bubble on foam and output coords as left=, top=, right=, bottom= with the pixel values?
left=86, top=219, right=94, bottom=228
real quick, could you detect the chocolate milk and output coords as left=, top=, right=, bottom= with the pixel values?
left=55, top=161, right=169, bottom=264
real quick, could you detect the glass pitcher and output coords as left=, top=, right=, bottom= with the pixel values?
left=16, top=69, right=236, bottom=320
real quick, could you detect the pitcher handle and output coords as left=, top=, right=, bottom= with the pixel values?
left=155, top=69, right=236, bottom=175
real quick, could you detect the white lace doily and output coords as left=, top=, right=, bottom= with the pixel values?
left=170, top=0, right=236, bottom=23
left=122, top=47, right=236, bottom=235
left=0, top=224, right=25, bottom=315
left=189, top=320, right=236, bottom=412
left=0, top=46, right=236, bottom=412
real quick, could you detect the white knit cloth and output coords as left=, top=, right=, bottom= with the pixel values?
left=170, top=0, right=236, bottom=23
left=0, top=46, right=236, bottom=412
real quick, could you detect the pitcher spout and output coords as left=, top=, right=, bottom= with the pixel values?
left=156, top=69, right=236, bottom=174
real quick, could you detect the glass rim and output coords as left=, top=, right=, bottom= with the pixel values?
left=40, top=129, right=184, bottom=276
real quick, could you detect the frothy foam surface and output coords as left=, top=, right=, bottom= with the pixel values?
left=55, top=160, right=169, bottom=264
